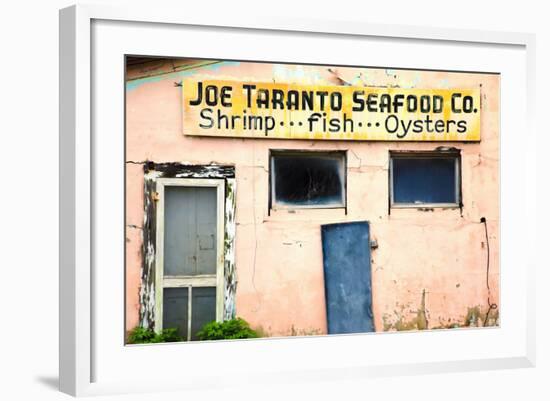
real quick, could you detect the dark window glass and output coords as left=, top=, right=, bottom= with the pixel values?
left=163, top=287, right=189, bottom=339
left=392, top=157, right=458, bottom=205
left=163, top=286, right=217, bottom=340
left=190, top=287, right=217, bottom=340
left=271, top=153, right=345, bottom=207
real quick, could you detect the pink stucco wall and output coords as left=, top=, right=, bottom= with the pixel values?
left=125, top=59, right=499, bottom=336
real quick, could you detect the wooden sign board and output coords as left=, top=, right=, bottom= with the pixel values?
left=182, top=80, right=481, bottom=141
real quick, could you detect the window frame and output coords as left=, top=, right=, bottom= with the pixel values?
left=154, top=178, right=225, bottom=339
left=389, top=150, right=462, bottom=209
left=269, top=149, right=347, bottom=210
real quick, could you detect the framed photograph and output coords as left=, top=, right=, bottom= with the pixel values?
left=59, top=4, right=536, bottom=396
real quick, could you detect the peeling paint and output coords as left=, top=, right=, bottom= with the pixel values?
left=139, top=178, right=157, bottom=329
left=288, top=325, right=322, bottom=336
left=144, top=161, right=235, bottom=178
left=223, top=178, right=237, bottom=319
left=417, top=289, right=428, bottom=330
left=383, top=301, right=500, bottom=331
left=384, top=290, right=429, bottom=331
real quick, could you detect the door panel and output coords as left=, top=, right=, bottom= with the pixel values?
left=164, top=186, right=217, bottom=276
left=321, top=221, right=374, bottom=334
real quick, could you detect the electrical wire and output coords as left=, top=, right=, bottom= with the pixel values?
left=481, top=217, right=498, bottom=326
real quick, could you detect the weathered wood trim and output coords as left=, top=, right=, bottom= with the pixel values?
left=154, top=180, right=165, bottom=333
left=138, top=162, right=237, bottom=330
left=139, top=177, right=157, bottom=330
left=144, top=162, right=235, bottom=178
left=223, top=178, right=237, bottom=320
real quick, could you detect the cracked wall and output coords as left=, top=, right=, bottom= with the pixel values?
left=125, top=60, right=500, bottom=336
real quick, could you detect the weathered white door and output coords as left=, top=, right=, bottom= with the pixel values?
left=155, top=179, right=225, bottom=340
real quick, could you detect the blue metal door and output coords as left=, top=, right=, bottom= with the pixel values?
left=321, top=221, right=374, bottom=334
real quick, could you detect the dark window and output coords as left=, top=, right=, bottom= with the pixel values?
left=390, top=153, right=460, bottom=207
left=270, top=151, right=346, bottom=209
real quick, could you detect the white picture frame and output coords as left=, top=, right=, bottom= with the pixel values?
left=59, top=4, right=536, bottom=397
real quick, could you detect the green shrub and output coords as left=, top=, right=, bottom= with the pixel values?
left=155, top=327, right=181, bottom=343
left=127, top=326, right=183, bottom=344
left=127, top=327, right=156, bottom=344
left=197, top=318, right=260, bottom=341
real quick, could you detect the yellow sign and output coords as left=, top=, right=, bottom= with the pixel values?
left=182, top=80, right=481, bottom=141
